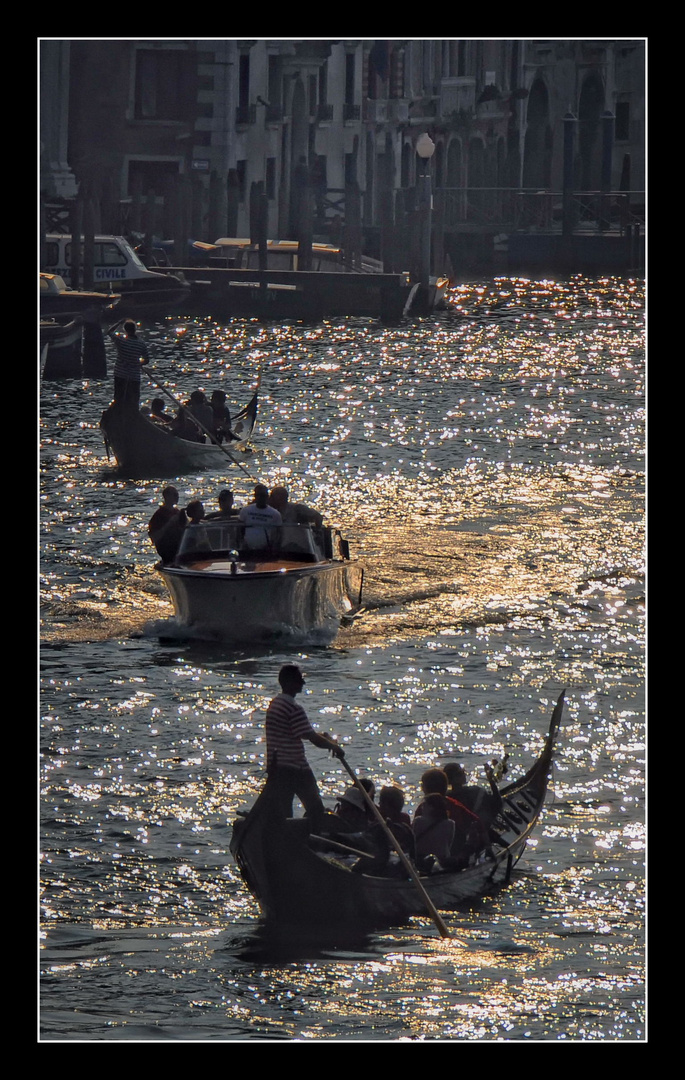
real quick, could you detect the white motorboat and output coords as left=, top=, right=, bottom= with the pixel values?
left=157, top=520, right=363, bottom=644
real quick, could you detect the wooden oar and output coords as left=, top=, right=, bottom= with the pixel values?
left=143, top=369, right=256, bottom=480
left=339, top=758, right=455, bottom=941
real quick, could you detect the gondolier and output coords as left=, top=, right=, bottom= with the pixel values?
left=264, top=664, right=345, bottom=830
left=107, top=317, right=149, bottom=413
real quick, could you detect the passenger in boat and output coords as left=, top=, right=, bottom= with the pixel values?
left=369, top=786, right=415, bottom=856
left=413, top=793, right=455, bottom=869
left=169, top=406, right=204, bottom=443
left=268, top=486, right=323, bottom=527
left=205, top=489, right=239, bottom=520
left=149, top=398, right=172, bottom=426
left=442, top=761, right=503, bottom=836
left=349, top=786, right=416, bottom=876
left=414, top=767, right=485, bottom=865
left=333, top=780, right=376, bottom=832
left=210, top=390, right=238, bottom=444
left=148, top=486, right=187, bottom=564
left=239, top=484, right=282, bottom=551
left=186, top=390, right=214, bottom=440
left=107, top=317, right=150, bottom=414
left=264, top=663, right=345, bottom=831
left=185, top=500, right=206, bottom=525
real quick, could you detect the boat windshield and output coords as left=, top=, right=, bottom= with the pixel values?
left=176, top=522, right=334, bottom=561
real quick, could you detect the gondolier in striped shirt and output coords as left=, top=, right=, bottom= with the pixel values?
left=264, top=664, right=345, bottom=829
left=107, top=317, right=150, bottom=413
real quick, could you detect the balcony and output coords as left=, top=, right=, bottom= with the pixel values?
left=343, top=102, right=360, bottom=122
left=390, top=100, right=410, bottom=122
left=265, top=104, right=285, bottom=123
left=365, top=99, right=388, bottom=123
left=439, top=78, right=476, bottom=118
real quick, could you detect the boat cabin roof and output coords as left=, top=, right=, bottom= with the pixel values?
left=207, top=238, right=344, bottom=256
left=40, top=273, right=69, bottom=293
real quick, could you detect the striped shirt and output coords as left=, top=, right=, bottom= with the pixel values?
left=109, top=329, right=150, bottom=381
left=265, top=692, right=316, bottom=768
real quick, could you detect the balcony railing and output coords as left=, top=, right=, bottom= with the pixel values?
left=343, top=102, right=360, bottom=122
left=315, top=103, right=334, bottom=122
left=440, top=187, right=645, bottom=231
left=365, top=99, right=388, bottom=123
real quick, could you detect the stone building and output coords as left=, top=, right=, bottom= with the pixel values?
left=39, top=38, right=645, bottom=271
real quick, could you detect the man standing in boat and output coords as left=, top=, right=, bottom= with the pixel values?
left=239, top=484, right=282, bottom=550
left=264, top=664, right=345, bottom=829
left=107, top=317, right=149, bottom=413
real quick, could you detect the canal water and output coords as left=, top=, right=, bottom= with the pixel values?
left=39, top=275, right=645, bottom=1042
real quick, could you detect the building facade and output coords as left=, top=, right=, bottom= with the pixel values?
left=40, top=38, right=645, bottom=262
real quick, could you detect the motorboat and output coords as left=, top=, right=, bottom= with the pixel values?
left=42, top=235, right=190, bottom=315
left=40, top=273, right=120, bottom=321
left=157, top=519, right=364, bottom=644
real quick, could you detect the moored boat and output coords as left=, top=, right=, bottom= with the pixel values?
left=158, top=519, right=364, bottom=644
left=100, top=386, right=258, bottom=477
left=40, top=316, right=84, bottom=379
left=40, top=272, right=120, bottom=321
left=229, top=691, right=564, bottom=934
left=43, top=235, right=190, bottom=316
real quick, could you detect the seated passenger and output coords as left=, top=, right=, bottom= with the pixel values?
left=187, top=389, right=214, bottom=436
left=205, top=488, right=239, bottom=520
left=333, top=779, right=376, bottom=832
left=375, top=786, right=415, bottom=857
left=442, top=761, right=503, bottom=836
left=349, top=786, right=415, bottom=876
left=170, top=406, right=205, bottom=443
left=148, top=486, right=187, bottom=564
left=210, top=390, right=238, bottom=444
left=413, top=793, right=455, bottom=869
left=149, top=397, right=172, bottom=426
left=415, top=767, right=485, bottom=865
left=268, top=486, right=323, bottom=527
left=185, top=499, right=205, bottom=525
left=238, top=484, right=282, bottom=550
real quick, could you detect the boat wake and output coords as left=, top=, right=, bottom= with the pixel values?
left=142, top=616, right=342, bottom=648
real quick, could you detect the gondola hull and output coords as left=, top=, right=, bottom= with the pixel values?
left=230, top=692, right=564, bottom=932
left=100, top=390, right=258, bottom=477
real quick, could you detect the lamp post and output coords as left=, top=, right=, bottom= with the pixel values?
left=416, top=132, right=435, bottom=288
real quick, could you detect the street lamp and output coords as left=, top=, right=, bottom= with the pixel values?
left=416, top=132, right=435, bottom=287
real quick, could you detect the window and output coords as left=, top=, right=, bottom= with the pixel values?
left=134, top=50, right=185, bottom=120
left=266, top=157, right=276, bottom=200
left=616, top=102, right=630, bottom=141
left=238, top=54, right=250, bottom=109
left=345, top=53, right=355, bottom=103
left=64, top=242, right=127, bottom=267
left=128, top=159, right=179, bottom=197
left=236, top=160, right=247, bottom=202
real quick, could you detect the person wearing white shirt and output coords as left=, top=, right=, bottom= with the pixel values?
left=239, top=484, right=282, bottom=550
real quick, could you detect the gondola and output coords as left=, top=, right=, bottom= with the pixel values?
left=100, top=383, right=259, bottom=478
left=229, top=691, right=565, bottom=934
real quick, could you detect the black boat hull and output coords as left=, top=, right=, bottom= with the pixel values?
left=230, top=692, right=564, bottom=932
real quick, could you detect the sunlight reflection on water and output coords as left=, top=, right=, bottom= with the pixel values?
left=40, top=276, right=644, bottom=1041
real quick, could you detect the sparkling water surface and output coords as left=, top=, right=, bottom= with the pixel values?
left=40, top=276, right=645, bottom=1042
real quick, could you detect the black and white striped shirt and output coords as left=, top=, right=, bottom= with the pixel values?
left=109, top=329, right=150, bottom=381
